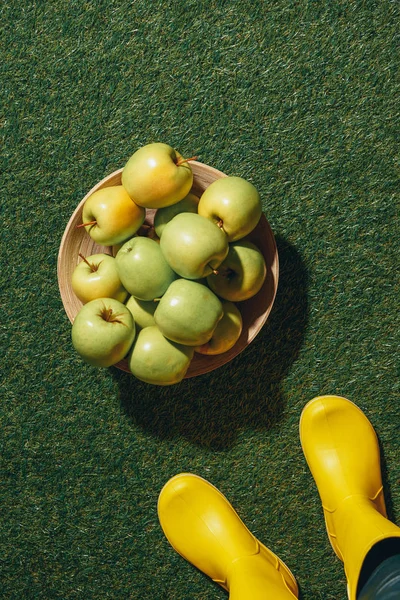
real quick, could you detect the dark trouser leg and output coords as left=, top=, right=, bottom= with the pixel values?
left=358, top=540, right=400, bottom=600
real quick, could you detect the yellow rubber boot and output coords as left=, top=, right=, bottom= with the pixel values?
left=300, top=395, right=400, bottom=600
left=158, top=473, right=298, bottom=599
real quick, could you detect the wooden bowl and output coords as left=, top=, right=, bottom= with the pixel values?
left=57, top=161, right=279, bottom=378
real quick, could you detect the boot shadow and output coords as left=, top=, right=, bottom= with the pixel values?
left=113, top=235, right=309, bottom=450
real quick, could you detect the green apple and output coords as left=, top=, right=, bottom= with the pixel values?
left=160, top=212, right=229, bottom=279
left=79, top=185, right=146, bottom=246
left=195, top=301, right=243, bottom=355
left=121, top=143, right=195, bottom=209
left=71, top=298, right=135, bottom=367
left=126, top=295, right=157, bottom=331
left=71, top=253, right=128, bottom=304
left=198, top=176, right=262, bottom=242
left=154, top=192, right=199, bottom=238
left=116, top=236, right=176, bottom=301
left=154, top=279, right=223, bottom=346
left=129, top=325, right=194, bottom=386
left=207, top=240, right=267, bottom=302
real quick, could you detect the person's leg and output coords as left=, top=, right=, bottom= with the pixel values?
left=357, top=541, right=400, bottom=599
left=300, top=395, right=400, bottom=600
left=158, top=473, right=298, bottom=599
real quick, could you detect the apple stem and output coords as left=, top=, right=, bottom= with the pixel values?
left=78, top=253, right=98, bottom=272
left=77, top=220, right=97, bottom=229
left=206, top=264, right=219, bottom=275
left=217, top=219, right=224, bottom=229
left=100, top=306, right=125, bottom=325
left=176, top=155, right=198, bottom=166
left=138, top=223, right=155, bottom=238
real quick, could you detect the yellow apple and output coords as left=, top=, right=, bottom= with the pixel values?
left=80, top=185, right=145, bottom=246
left=121, top=143, right=194, bottom=209
left=194, top=301, right=242, bottom=355
left=72, top=253, right=128, bottom=304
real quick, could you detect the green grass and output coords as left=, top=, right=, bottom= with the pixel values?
left=1, top=1, right=399, bottom=598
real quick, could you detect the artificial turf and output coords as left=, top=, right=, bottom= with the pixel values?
left=1, top=1, right=399, bottom=598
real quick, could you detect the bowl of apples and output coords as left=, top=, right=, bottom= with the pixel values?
left=58, top=143, right=279, bottom=385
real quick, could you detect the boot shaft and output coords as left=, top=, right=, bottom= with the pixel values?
left=324, top=496, right=400, bottom=599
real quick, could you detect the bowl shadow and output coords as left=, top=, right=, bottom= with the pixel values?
left=113, top=235, right=309, bottom=450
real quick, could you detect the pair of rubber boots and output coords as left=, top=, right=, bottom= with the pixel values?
left=158, top=396, right=400, bottom=599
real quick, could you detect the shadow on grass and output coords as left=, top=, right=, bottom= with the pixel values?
left=113, top=235, right=309, bottom=450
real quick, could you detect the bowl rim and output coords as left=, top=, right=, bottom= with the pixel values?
left=58, top=161, right=279, bottom=378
